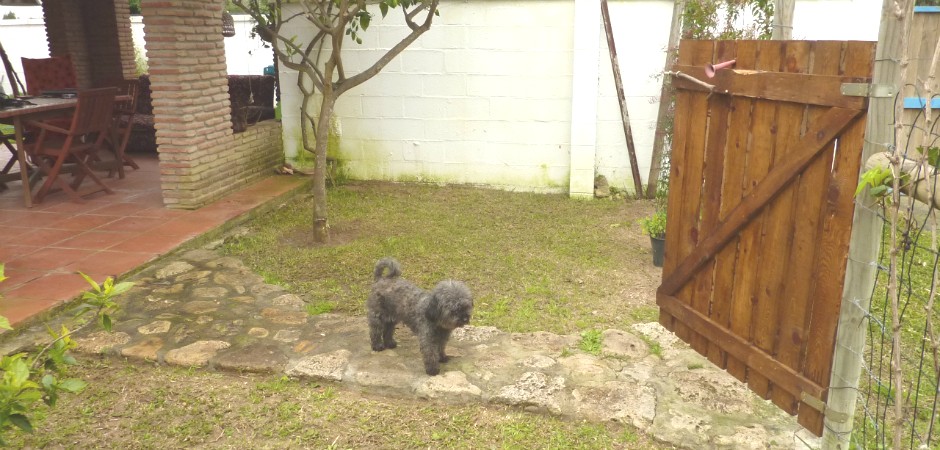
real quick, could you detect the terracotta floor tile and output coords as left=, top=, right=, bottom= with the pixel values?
left=13, top=228, right=82, bottom=247
left=0, top=268, right=44, bottom=291
left=0, top=226, right=31, bottom=245
left=109, top=234, right=186, bottom=254
left=148, top=217, right=218, bottom=238
left=95, top=216, right=169, bottom=233
left=86, top=201, right=153, bottom=217
left=65, top=250, right=157, bottom=278
left=7, top=247, right=93, bottom=271
left=0, top=296, right=64, bottom=327
left=52, top=230, right=135, bottom=250
left=49, top=214, right=122, bottom=231
left=3, top=272, right=90, bottom=302
left=7, top=211, right=73, bottom=228
left=0, top=244, right=40, bottom=263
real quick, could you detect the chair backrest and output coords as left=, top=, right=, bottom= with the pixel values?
left=114, top=79, right=139, bottom=116
left=21, top=55, right=78, bottom=96
left=68, top=87, right=117, bottom=137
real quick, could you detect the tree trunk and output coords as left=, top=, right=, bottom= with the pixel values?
left=312, top=71, right=336, bottom=243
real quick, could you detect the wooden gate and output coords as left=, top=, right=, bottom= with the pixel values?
left=658, top=39, right=874, bottom=436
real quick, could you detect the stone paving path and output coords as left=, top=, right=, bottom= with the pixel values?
left=3, top=244, right=818, bottom=449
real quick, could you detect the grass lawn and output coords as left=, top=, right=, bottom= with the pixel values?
left=221, top=181, right=661, bottom=334
left=7, top=181, right=670, bottom=448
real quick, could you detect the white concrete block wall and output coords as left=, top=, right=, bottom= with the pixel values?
left=279, top=0, right=578, bottom=192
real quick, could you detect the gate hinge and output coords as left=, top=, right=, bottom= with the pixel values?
left=841, top=83, right=896, bottom=98
left=800, top=392, right=850, bottom=423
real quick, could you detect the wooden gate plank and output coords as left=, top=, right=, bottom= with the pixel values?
left=748, top=40, right=813, bottom=401
left=797, top=40, right=875, bottom=435
left=659, top=40, right=696, bottom=334
left=724, top=40, right=784, bottom=384
left=771, top=41, right=844, bottom=417
left=706, top=40, right=760, bottom=369
left=689, top=40, right=736, bottom=355
left=660, top=39, right=714, bottom=344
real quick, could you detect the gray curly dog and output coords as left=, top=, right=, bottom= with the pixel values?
left=367, top=257, right=474, bottom=375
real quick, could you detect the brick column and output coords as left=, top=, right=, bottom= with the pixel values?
left=42, top=0, right=134, bottom=87
left=41, top=0, right=91, bottom=88
left=141, top=0, right=236, bottom=209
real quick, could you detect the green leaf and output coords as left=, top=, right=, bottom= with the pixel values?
left=101, top=314, right=112, bottom=333
left=111, top=281, right=134, bottom=296
left=0, top=263, right=6, bottom=283
left=57, top=378, right=87, bottom=393
left=9, top=414, right=32, bottom=433
left=359, top=12, right=371, bottom=30
left=41, top=374, right=54, bottom=390
left=8, top=359, right=29, bottom=386
left=0, top=315, right=11, bottom=331
left=870, top=185, right=888, bottom=196
left=79, top=272, right=101, bottom=293
left=15, top=389, right=41, bottom=403
left=380, top=2, right=388, bottom=16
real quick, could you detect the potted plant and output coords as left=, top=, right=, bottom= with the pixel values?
left=639, top=209, right=667, bottom=267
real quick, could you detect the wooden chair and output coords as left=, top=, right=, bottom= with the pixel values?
left=25, top=87, right=117, bottom=203
left=21, top=55, right=78, bottom=96
left=95, top=79, right=140, bottom=178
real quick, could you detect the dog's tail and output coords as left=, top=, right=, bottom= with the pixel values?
left=374, top=257, right=402, bottom=281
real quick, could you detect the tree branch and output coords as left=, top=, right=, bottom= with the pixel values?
left=336, top=0, right=439, bottom=96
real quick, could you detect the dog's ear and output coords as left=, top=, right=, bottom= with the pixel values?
left=424, top=294, right=442, bottom=323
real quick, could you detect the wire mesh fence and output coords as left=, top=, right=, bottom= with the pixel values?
left=849, top=95, right=940, bottom=449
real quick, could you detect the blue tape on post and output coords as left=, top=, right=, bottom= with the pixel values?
left=914, top=6, right=940, bottom=12
left=904, top=97, right=940, bottom=109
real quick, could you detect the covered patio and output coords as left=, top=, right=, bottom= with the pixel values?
left=3, top=0, right=283, bottom=209
left=0, top=0, right=293, bottom=327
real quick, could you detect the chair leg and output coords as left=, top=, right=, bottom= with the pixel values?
left=74, top=153, right=114, bottom=197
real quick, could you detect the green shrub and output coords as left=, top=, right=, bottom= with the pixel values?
left=638, top=210, right=667, bottom=239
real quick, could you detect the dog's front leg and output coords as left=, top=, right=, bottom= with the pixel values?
left=418, top=335, right=441, bottom=375
left=436, top=329, right=452, bottom=362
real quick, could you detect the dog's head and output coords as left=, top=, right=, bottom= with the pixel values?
left=426, top=280, right=473, bottom=329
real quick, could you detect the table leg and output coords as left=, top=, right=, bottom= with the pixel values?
left=13, top=116, right=32, bottom=208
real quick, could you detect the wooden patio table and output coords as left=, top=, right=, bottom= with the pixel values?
left=0, top=97, right=75, bottom=207
left=0, top=94, right=130, bottom=207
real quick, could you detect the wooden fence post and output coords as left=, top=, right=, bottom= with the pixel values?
left=821, top=0, right=910, bottom=448
left=772, top=0, right=794, bottom=39
left=647, top=0, right=686, bottom=199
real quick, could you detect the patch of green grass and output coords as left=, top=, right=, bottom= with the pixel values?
left=220, top=182, right=656, bottom=334
left=579, top=329, right=603, bottom=355
left=638, top=335, right=663, bottom=358
left=6, top=360, right=670, bottom=449
left=687, top=363, right=704, bottom=370
left=629, top=306, right=659, bottom=323
left=306, top=301, right=337, bottom=315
